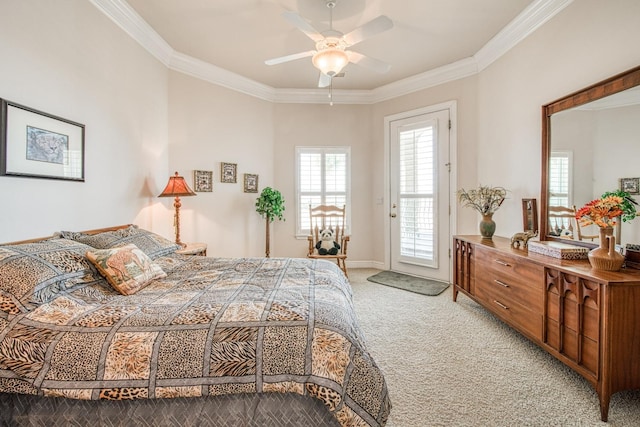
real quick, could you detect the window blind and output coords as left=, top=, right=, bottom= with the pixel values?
left=296, top=147, right=350, bottom=235
left=399, top=126, right=435, bottom=261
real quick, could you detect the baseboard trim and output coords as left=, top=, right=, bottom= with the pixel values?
left=345, top=260, right=386, bottom=270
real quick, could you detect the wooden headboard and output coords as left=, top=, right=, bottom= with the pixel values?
left=2, top=224, right=133, bottom=246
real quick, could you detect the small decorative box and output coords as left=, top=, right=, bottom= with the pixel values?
left=528, top=241, right=589, bottom=260
left=625, top=244, right=640, bottom=269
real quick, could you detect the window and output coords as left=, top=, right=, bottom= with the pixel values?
left=549, top=150, right=572, bottom=208
left=296, top=147, right=350, bottom=236
left=398, top=123, right=435, bottom=262
left=549, top=150, right=573, bottom=230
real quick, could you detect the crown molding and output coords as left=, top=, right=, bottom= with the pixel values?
left=271, top=88, right=372, bottom=105
left=370, top=58, right=479, bottom=103
left=89, top=0, right=173, bottom=65
left=91, top=0, right=572, bottom=104
left=474, top=0, right=573, bottom=71
left=169, top=52, right=276, bottom=102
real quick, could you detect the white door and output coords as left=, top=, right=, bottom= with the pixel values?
left=389, top=108, right=451, bottom=281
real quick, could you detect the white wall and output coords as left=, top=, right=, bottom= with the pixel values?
left=167, top=72, right=275, bottom=257
left=0, top=0, right=170, bottom=242
left=2, top=0, right=639, bottom=265
left=593, top=106, right=640, bottom=198
left=371, top=76, right=479, bottom=264
left=272, top=103, right=373, bottom=261
left=551, top=104, right=640, bottom=210
left=166, top=75, right=377, bottom=261
left=473, top=0, right=640, bottom=238
left=361, top=0, right=640, bottom=264
left=550, top=110, right=595, bottom=206
left=593, top=106, right=640, bottom=244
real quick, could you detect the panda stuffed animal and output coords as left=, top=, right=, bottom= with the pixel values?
left=315, top=227, right=341, bottom=255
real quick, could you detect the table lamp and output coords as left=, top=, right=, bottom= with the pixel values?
left=158, top=171, right=196, bottom=247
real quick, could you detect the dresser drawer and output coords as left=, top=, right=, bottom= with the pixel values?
left=475, top=278, right=543, bottom=340
left=475, top=246, right=543, bottom=292
left=475, top=274, right=543, bottom=312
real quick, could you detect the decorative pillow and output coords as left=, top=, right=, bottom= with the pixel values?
left=86, top=244, right=166, bottom=295
left=61, top=225, right=179, bottom=260
left=0, top=239, right=102, bottom=306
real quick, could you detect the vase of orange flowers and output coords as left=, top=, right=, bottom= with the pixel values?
left=575, top=191, right=638, bottom=271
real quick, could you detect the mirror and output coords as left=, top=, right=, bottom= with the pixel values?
left=522, top=199, right=538, bottom=233
left=541, top=66, right=640, bottom=248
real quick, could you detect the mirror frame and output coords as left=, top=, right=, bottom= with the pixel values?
left=540, top=65, right=640, bottom=247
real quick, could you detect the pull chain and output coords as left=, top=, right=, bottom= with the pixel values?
left=327, top=0, right=337, bottom=106
left=329, top=79, right=334, bottom=106
left=329, top=2, right=334, bottom=31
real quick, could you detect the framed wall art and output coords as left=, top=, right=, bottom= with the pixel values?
left=620, top=177, right=639, bottom=195
left=244, top=173, right=258, bottom=193
left=221, top=162, right=237, bottom=183
left=0, top=99, right=85, bottom=181
left=194, top=170, right=213, bottom=192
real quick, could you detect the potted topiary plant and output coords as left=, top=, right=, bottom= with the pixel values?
left=255, top=187, right=285, bottom=257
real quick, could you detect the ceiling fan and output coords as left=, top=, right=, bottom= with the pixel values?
left=265, top=0, right=393, bottom=88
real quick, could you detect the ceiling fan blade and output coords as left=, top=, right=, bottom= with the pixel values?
left=282, top=11, right=324, bottom=42
left=342, top=15, right=393, bottom=46
left=318, top=73, right=331, bottom=88
left=265, top=50, right=315, bottom=66
left=347, top=51, right=391, bottom=74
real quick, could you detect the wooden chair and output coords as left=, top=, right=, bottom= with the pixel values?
left=573, top=205, right=599, bottom=241
left=547, top=205, right=576, bottom=239
left=307, top=205, right=350, bottom=276
left=548, top=205, right=599, bottom=241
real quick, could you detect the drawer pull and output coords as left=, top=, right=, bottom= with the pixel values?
left=494, top=279, right=510, bottom=288
left=494, top=259, right=511, bottom=267
left=493, top=300, right=509, bottom=310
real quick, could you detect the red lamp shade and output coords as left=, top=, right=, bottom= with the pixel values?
left=158, top=171, right=196, bottom=197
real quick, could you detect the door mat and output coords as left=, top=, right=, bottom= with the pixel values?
left=366, top=270, right=450, bottom=296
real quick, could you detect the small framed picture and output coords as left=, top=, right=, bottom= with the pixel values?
left=521, top=198, right=538, bottom=233
left=620, top=177, right=640, bottom=195
left=194, top=170, right=213, bottom=192
left=221, top=162, right=237, bottom=183
left=244, top=173, right=258, bottom=193
left=1, top=99, right=85, bottom=181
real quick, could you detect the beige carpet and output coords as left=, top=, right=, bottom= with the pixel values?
left=350, top=268, right=640, bottom=427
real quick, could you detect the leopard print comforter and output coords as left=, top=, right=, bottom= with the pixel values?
left=0, top=255, right=390, bottom=426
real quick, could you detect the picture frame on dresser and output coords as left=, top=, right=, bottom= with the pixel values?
left=0, top=99, right=85, bottom=181
left=522, top=198, right=538, bottom=233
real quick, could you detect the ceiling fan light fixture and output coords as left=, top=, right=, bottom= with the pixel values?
left=312, top=47, right=349, bottom=77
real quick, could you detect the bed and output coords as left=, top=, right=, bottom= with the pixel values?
left=0, top=225, right=390, bottom=426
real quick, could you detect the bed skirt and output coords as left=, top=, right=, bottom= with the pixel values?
left=0, top=392, right=341, bottom=427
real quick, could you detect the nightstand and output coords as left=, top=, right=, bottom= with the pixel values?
left=176, top=242, right=207, bottom=256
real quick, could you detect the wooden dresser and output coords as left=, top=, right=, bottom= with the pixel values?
left=453, top=235, right=640, bottom=422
